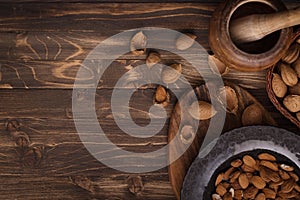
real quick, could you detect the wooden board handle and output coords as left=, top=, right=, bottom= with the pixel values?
left=230, top=7, right=300, bottom=43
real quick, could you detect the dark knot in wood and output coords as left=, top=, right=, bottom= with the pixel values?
left=22, top=146, right=44, bottom=167
left=6, top=119, right=21, bottom=132
left=127, top=176, right=144, bottom=196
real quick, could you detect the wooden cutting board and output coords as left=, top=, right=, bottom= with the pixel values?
left=168, top=81, right=277, bottom=199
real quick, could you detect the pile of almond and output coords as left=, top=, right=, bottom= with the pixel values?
left=271, top=40, right=300, bottom=121
left=212, top=153, right=300, bottom=200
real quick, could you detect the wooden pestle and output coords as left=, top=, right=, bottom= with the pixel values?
left=230, top=6, right=300, bottom=43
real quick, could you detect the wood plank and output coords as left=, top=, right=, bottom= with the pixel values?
left=0, top=3, right=215, bottom=32
left=0, top=2, right=297, bottom=32
left=0, top=31, right=212, bottom=61
left=0, top=175, right=174, bottom=199
left=0, top=59, right=268, bottom=89
left=0, top=89, right=298, bottom=176
left=0, top=0, right=297, bottom=4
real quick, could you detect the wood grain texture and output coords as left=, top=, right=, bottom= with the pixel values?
left=0, top=1, right=299, bottom=199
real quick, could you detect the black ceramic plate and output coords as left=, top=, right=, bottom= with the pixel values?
left=181, top=126, right=300, bottom=200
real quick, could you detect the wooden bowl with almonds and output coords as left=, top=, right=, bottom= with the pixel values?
left=266, top=30, right=300, bottom=128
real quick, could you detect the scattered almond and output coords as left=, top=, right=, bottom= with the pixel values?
left=175, top=33, right=196, bottom=50
left=188, top=100, right=217, bottom=120
left=146, top=51, right=160, bottom=68
left=241, top=104, right=263, bottom=126
left=130, top=31, right=147, bottom=55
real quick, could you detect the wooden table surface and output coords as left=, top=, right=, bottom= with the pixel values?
left=0, top=0, right=299, bottom=199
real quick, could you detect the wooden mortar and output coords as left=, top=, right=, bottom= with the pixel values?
left=209, top=0, right=294, bottom=71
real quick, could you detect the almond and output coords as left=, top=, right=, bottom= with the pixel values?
left=254, top=160, right=260, bottom=171
left=188, top=100, right=217, bottom=120
left=258, top=153, right=277, bottom=161
left=241, top=104, right=263, bottom=126
left=212, top=194, right=222, bottom=200
left=241, top=164, right=256, bottom=173
left=262, top=188, right=276, bottom=199
left=260, top=160, right=279, bottom=171
left=221, top=182, right=231, bottom=189
left=215, top=173, right=224, bottom=186
left=272, top=73, right=287, bottom=98
left=289, top=172, right=299, bottom=182
left=260, top=166, right=281, bottom=182
left=130, top=31, right=147, bottom=55
left=208, top=55, right=229, bottom=76
left=231, top=159, right=243, bottom=168
left=175, top=33, right=196, bottom=50
left=238, top=173, right=249, bottom=189
left=246, top=172, right=253, bottom=180
left=294, top=183, right=300, bottom=192
left=161, top=63, right=182, bottom=84
left=234, top=190, right=243, bottom=200
left=216, top=184, right=227, bottom=196
left=255, top=193, right=266, bottom=200
left=278, top=189, right=299, bottom=198
left=269, top=180, right=284, bottom=188
left=280, top=164, right=294, bottom=172
left=279, top=63, right=298, bottom=86
left=243, top=155, right=256, bottom=168
left=224, top=167, right=235, bottom=181
left=230, top=171, right=241, bottom=183
left=251, top=176, right=266, bottom=189
left=155, top=85, right=167, bottom=103
left=146, top=51, right=160, bottom=68
left=281, top=179, right=295, bottom=193
left=283, top=95, right=300, bottom=113
left=231, top=180, right=242, bottom=190
left=279, top=170, right=290, bottom=180
left=223, top=192, right=233, bottom=200
left=244, top=186, right=259, bottom=199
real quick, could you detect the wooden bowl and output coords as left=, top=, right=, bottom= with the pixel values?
left=266, top=30, right=300, bottom=128
left=209, top=0, right=293, bottom=71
